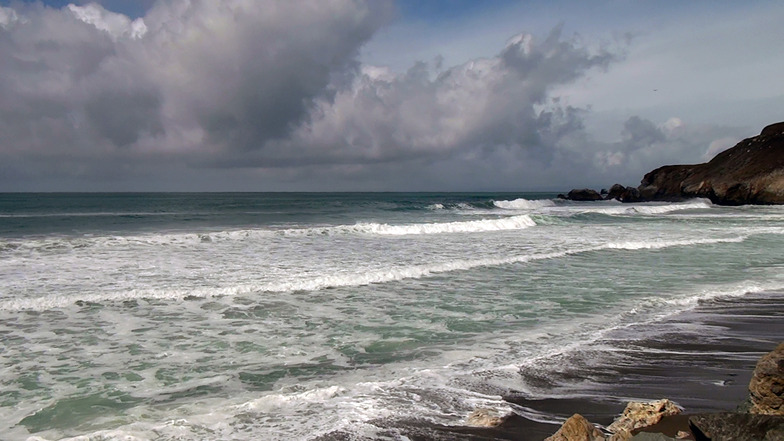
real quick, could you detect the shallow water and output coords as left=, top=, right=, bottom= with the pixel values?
left=1, top=193, right=782, bottom=440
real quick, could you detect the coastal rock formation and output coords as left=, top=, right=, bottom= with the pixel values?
left=749, top=342, right=784, bottom=415
left=606, top=400, right=682, bottom=441
left=544, top=414, right=605, bottom=441
left=606, top=184, right=627, bottom=201
left=761, top=121, right=784, bottom=136
left=689, top=413, right=784, bottom=441
left=564, top=188, right=604, bottom=201
left=563, top=122, right=784, bottom=205
left=637, top=122, right=784, bottom=205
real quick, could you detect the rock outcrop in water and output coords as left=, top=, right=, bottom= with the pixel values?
left=562, top=122, right=784, bottom=205
left=558, top=188, right=604, bottom=201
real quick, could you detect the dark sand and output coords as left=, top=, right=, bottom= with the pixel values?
left=344, top=290, right=784, bottom=441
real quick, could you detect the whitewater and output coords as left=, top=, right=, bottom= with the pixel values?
left=1, top=192, right=783, bottom=440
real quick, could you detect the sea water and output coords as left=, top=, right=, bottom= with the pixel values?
left=1, top=193, right=783, bottom=440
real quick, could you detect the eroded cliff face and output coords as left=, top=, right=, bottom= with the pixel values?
left=636, top=122, right=784, bottom=205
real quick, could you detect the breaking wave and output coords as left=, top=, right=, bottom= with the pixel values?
left=572, top=200, right=713, bottom=216
left=313, top=215, right=537, bottom=236
left=0, top=234, right=751, bottom=312
left=493, top=198, right=556, bottom=210
left=0, top=216, right=539, bottom=254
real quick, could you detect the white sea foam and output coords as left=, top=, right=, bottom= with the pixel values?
left=342, top=215, right=537, bottom=235
left=0, top=216, right=540, bottom=256
left=493, top=198, right=555, bottom=210
left=628, top=199, right=713, bottom=214
left=0, top=234, right=752, bottom=312
left=6, top=194, right=784, bottom=441
left=569, top=199, right=713, bottom=216
left=606, top=235, right=746, bottom=250
left=237, top=385, right=347, bottom=412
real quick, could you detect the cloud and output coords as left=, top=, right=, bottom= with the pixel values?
left=223, top=26, right=614, bottom=170
left=0, top=1, right=756, bottom=191
left=589, top=115, right=745, bottom=186
left=67, top=3, right=147, bottom=39
left=0, top=0, right=395, bottom=188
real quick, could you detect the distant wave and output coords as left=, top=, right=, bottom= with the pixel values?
left=627, top=200, right=713, bottom=214
left=562, top=199, right=713, bottom=216
left=605, top=235, right=746, bottom=250
left=295, top=215, right=537, bottom=236
left=0, top=234, right=753, bottom=312
left=427, top=202, right=493, bottom=211
left=0, top=215, right=539, bottom=254
left=493, top=198, right=556, bottom=210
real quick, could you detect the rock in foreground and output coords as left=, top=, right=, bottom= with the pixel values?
left=689, top=413, right=784, bottom=441
left=544, top=343, right=784, bottom=440
left=749, top=342, right=784, bottom=415
left=545, top=414, right=605, bottom=441
left=606, top=400, right=682, bottom=441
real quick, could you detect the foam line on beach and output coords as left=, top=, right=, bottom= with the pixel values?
left=515, top=281, right=784, bottom=379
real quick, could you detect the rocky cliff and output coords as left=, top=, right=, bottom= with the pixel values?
left=563, top=122, right=784, bottom=205
left=638, top=122, right=784, bottom=205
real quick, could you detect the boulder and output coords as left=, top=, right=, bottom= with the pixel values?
left=607, top=399, right=682, bottom=440
left=689, top=412, right=784, bottom=441
left=606, top=184, right=627, bottom=200
left=465, top=408, right=507, bottom=427
left=545, top=413, right=606, bottom=441
left=749, top=342, right=784, bottom=415
left=619, top=186, right=643, bottom=203
left=567, top=188, right=604, bottom=201
left=636, top=122, right=784, bottom=205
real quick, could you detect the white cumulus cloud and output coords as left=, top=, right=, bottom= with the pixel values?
left=67, top=3, right=147, bottom=39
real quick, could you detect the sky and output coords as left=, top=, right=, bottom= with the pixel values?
left=0, top=0, right=782, bottom=192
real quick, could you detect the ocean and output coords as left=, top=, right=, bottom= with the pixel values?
left=1, top=192, right=783, bottom=440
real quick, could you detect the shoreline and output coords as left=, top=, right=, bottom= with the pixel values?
left=347, top=290, right=784, bottom=440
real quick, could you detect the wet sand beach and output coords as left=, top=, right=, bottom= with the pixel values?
left=373, top=290, right=784, bottom=440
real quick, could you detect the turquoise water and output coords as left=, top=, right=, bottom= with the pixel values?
left=1, top=193, right=783, bottom=440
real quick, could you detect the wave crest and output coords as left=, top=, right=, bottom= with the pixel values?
left=0, top=234, right=753, bottom=312
left=493, top=198, right=555, bottom=210
left=343, top=215, right=536, bottom=236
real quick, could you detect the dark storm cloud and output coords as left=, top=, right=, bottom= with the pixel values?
left=138, top=0, right=392, bottom=152
left=0, top=0, right=394, bottom=188
left=241, top=27, right=616, bottom=171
